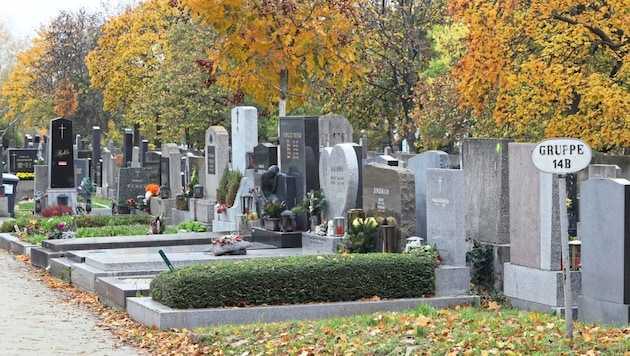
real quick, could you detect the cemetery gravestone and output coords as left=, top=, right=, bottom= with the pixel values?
left=318, top=114, right=353, bottom=148
left=92, top=126, right=101, bottom=182
left=426, top=168, right=470, bottom=295
left=123, top=129, right=133, bottom=167
left=144, top=151, right=162, bottom=185
left=7, top=148, right=38, bottom=174
left=74, top=159, right=90, bottom=189
left=116, top=167, right=149, bottom=207
left=579, top=178, right=630, bottom=325
left=48, top=118, right=75, bottom=189
left=231, top=107, right=258, bottom=173
left=318, top=147, right=333, bottom=213
left=252, top=143, right=278, bottom=175
left=408, top=150, right=449, bottom=239
left=279, top=116, right=320, bottom=197
left=162, top=143, right=181, bottom=196
left=362, top=163, right=415, bottom=252
left=462, top=138, right=512, bottom=291
left=205, top=126, right=229, bottom=202
left=322, top=143, right=360, bottom=220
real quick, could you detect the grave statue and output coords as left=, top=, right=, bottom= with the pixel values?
left=261, top=165, right=281, bottom=202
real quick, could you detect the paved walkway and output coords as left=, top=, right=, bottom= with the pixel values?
left=0, top=249, right=141, bottom=356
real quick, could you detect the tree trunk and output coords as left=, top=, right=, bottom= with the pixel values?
left=279, top=69, right=288, bottom=117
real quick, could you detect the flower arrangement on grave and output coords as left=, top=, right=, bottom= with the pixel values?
left=262, top=200, right=285, bottom=219
left=125, top=198, right=138, bottom=209
left=47, top=221, right=75, bottom=239
left=339, top=216, right=380, bottom=253
left=241, top=211, right=258, bottom=224
left=145, top=183, right=160, bottom=203
left=16, top=172, right=34, bottom=180
left=78, top=177, right=95, bottom=196
left=205, top=231, right=252, bottom=256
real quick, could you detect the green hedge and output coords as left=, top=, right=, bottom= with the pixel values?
left=150, top=253, right=437, bottom=309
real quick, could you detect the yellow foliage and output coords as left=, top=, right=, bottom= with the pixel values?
left=181, top=0, right=365, bottom=114
left=450, top=0, right=630, bottom=151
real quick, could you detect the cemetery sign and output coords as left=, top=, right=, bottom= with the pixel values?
left=531, top=138, right=592, bottom=174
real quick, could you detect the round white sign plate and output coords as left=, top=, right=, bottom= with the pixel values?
left=531, top=138, right=592, bottom=174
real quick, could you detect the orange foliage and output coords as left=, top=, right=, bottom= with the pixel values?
left=450, top=0, right=630, bottom=151
left=54, top=79, right=78, bottom=118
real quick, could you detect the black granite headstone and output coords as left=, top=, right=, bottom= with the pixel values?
left=92, top=126, right=101, bottom=182
left=123, top=128, right=133, bottom=167
left=253, top=143, right=278, bottom=174
left=49, top=118, right=74, bottom=188
left=141, top=140, right=148, bottom=167
left=95, top=159, right=102, bottom=186
left=279, top=116, right=320, bottom=195
left=7, top=148, right=37, bottom=173
left=160, top=156, right=169, bottom=187
left=145, top=151, right=161, bottom=185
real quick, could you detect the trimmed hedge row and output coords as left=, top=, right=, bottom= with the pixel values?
left=150, top=253, right=437, bottom=309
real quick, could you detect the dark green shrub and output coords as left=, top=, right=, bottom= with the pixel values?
left=225, top=170, right=242, bottom=207
left=216, top=166, right=230, bottom=205
left=151, top=253, right=437, bottom=309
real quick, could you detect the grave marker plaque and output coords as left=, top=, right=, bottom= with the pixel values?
left=116, top=167, right=149, bottom=205
left=145, top=151, right=161, bottom=185
left=48, top=118, right=74, bottom=188
left=7, top=148, right=38, bottom=173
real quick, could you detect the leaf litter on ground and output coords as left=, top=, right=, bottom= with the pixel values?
left=13, top=255, right=630, bottom=355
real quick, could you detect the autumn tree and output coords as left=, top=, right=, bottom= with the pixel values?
left=322, top=0, right=450, bottom=152
left=88, top=0, right=235, bottom=146
left=450, top=0, right=630, bottom=152
left=181, top=0, right=365, bottom=117
left=2, top=9, right=109, bottom=135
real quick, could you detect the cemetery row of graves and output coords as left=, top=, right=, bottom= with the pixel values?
left=2, top=106, right=630, bottom=329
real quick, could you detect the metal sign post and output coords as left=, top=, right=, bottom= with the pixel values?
left=531, top=138, right=592, bottom=339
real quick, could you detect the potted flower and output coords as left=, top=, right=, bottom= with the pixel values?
left=262, top=200, right=285, bottom=231
left=291, top=189, right=326, bottom=230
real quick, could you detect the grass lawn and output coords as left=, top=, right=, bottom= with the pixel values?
left=187, top=303, right=630, bottom=355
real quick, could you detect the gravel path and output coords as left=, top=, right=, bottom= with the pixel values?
left=0, top=250, right=142, bottom=356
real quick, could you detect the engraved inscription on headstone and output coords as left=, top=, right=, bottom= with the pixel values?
left=48, top=118, right=75, bottom=188
left=7, top=149, right=38, bottom=173
left=206, top=146, right=215, bottom=175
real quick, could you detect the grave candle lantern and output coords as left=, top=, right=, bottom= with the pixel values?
left=241, top=194, right=253, bottom=214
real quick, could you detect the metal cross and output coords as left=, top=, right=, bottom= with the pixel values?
left=59, top=124, right=66, bottom=139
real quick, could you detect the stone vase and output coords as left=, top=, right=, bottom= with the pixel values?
left=264, top=217, right=281, bottom=231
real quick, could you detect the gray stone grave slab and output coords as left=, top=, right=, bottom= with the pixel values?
left=279, top=116, right=320, bottom=196
left=408, top=150, right=449, bottom=239
left=588, top=164, right=618, bottom=179
left=205, top=126, right=229, bottom=202
left=579, top=178, right=630, bottom=325
left=231, top=106, right=258, bottom=173
left=462, top=138, right=512, bottom=245
left=301, top=233, right=342, bottom=254
left=362, top=163, right=415, bottom=252
left=116, top=167, right=149, bottom=206
left=318, top=114, right=353, bottom=148
left=322, top=143, right=359, bottom=219
left=162, top=143, right=182, bottom=196
left=508, top=143, right=561, bottom=270
left=426, top=169, right=466, bottom=266
left=127, top=294, right=476, bottom=330
left=74, top=159, right=90, bottom=189
left=131, top=146, right=141, bottom=168
left=318, top=147, right=333, bottom=216
left=363, top=155, right=400, bottom=167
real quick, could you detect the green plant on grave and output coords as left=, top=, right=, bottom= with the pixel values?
left=291, top=189, right=326, bottom=219
left=466, top=239, right=494, bottom=293
left=340, top=216, right=380, bottom=253
left=216, top=167, right=242, bottom=207
left=176, top=221, right=208, bottom=232
left=186, top=164, right=199, bottom=197
left=262, top=200, right=286, bottom=219
left=409, top=244, right=441, bottom=267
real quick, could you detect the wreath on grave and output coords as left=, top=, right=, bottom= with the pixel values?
left=205, top=232, right=252, bottom=256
